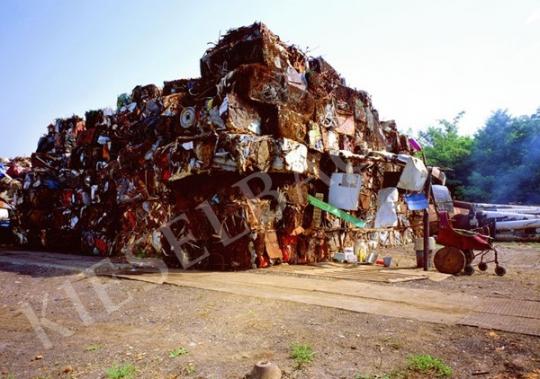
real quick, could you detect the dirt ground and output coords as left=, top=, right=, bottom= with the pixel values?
left=0, top=243, right=539, bottom=379
left=392, top=243, right=540, bottom=301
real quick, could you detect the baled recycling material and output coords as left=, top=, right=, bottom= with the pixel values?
left=3, top=23, right=432, bottom=269
left=0, top=157, right=31, bottom=241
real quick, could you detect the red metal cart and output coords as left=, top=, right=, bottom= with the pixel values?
left=434, top=211, right=506, bottom=276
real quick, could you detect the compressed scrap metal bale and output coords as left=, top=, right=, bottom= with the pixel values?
left=272, top=138, right=309, bottom=174
left=9, top=22, right=424, bottom=269
left=213, top=134, right=274, bottom=173
left=274, top=106, right=309, bottom=143
left=233, top=64, right=314, bottom=117
left=220, top=92, right=262, bottom=135
left=200, top=23, right=296, bottom=80
left=0, top=157, right=30, bottom=244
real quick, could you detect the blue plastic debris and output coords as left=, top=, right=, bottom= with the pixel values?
left=404, top=193, right=429, bottom=210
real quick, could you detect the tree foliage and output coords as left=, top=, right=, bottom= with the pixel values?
left=465, top=109, right=540, bottom=203
left=417, top=108, right=540, bottom=204
left=418, top=111, right=473, bottom=199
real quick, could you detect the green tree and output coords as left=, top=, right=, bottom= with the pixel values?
left=418, top=111, right=473, bottom=199
left=465, top=108, right=540, bottom=203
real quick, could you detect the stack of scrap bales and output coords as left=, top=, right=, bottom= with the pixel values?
left=15, top=23, right=432, bottom=269
left=0, top=157, right=31, bottom=244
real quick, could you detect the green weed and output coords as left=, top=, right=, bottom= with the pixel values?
left=182, top=362, right=196, bottom=375
left=407, top=354, right=452, bottom=377
left=169, top=346, right=189, bottom=358
left=290, top=343, right=315, bottom=367
left=105, top=363, right=136, bottom=379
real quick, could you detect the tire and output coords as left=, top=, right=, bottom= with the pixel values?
left=495, top=266, right=507, bottom=277
left=464, top=265, right=475, bottom=276
left=464, top=249, right=475, bottom=265
left=478, top=262, right=488, bottom=271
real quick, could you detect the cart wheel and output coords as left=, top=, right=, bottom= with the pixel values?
left=464, top=249, right=475, bottom=265
left=495, top=266, right=506, bottom=277
left=478, top=262, right=488, bottom=271
left=434, top=247, right=466, bottom=275
left=464, top=265, right=475, bottom=276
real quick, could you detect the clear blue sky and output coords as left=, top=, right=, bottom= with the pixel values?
left=1, top=0, right=539, bottom=158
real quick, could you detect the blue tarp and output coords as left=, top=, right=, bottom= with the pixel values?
left=404, top=193, right=429, bottom=210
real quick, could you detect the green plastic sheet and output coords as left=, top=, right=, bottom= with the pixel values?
left=307, top=195, right=366, bottom=228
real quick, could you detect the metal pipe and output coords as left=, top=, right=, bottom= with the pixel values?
left=495, top=233, right=540, bottom=242
left=495, top=219, right=540, bottom=231
left=477, top=211, right=539, bottom=220
left=454, top=200, right=540, bottom=214
left=423, top=169, right=432, bottom=271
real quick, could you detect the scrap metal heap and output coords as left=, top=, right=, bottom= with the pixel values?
left=10, top=23, right=435, bottom=269
left=0, top=157, right=31, bottom=243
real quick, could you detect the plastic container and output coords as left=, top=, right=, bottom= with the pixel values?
left=415, top=237, right=435, bottom=268
left=366, top=251, right=378, bottom=264
left=414, top=237, right=436, bottom=251
left=334, top=247, right=357, bottom=263
left=383, top=256, right=392, bottom=267
left=354, top=240, right=368, bottom=263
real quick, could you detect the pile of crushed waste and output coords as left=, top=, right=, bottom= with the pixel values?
left=0, top=157, right=31, bottom=243
left=1, top=23, right=442, bottom=269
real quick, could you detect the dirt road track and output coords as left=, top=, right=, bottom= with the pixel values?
left=1, top=249, right=539, bottom=336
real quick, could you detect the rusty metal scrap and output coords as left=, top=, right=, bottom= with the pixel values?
left=2, top=22, right=430, bottom=269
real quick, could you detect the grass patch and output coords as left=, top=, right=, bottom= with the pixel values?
left=355, top=354, right=452, bottom=379
left=105, top=363, right=136, bottom=379
left=290, top=343, right=315, bottom=368
left=182, top=362, right=196, bottom=375
left=407, top=354, right=452, bottom=377
left=169, top=346, right=189, bottom=358
left=85, top=343, right=103, bottom=352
